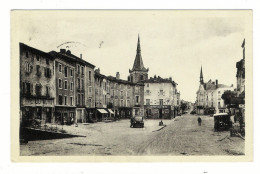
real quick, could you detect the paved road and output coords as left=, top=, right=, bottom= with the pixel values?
left=137, top=115, right=244, bottom=155
left=20, top=115, right=244, bottom=156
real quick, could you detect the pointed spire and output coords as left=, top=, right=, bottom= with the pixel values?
left=130, top=35, right=148, bottom=72
left=137, top=34, right=141, bottom=53
left=200, top=65, right=204, bottom=84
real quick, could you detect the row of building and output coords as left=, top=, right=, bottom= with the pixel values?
left=195, top=39, right=246, bottom=116
left=20, top=36, right=181, bottom=125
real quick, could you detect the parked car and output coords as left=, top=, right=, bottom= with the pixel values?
left=130, top=116, right=144, bottom=128
left=214, top=113, right=232, bottom=131
left=190, top=110, right=196, bottom=115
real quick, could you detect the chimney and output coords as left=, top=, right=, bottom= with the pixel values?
left=60, top=49, right=66, bottom=54
left=95, top=68, right=100, bottom=74
left=169, top=77, right=172, bottom=81
left=216, top=80, right=218, bottom=88
left=80, top=54, right=82, bottom=59
left=66, top=50, right=71, bottom=55
left=116, top=72, right=120, bottom=79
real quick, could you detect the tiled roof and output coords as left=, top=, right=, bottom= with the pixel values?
left=49, top=51, right=95, bottom=68
left=95, top=72, right=142, bottom=86
left=141, top=76, right=177, bottom=86
left=20, top=43, right=53, bottom=59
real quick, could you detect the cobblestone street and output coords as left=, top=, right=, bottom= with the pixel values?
left=20, top=114, right=244, bottom=156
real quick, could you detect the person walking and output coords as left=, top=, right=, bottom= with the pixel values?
left=197, top=116, right=202, bottom=126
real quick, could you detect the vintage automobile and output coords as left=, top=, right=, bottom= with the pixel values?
left=213, top=113, right=232, bottom=131
left=130, top=116, right=144, bottom=128
left=190, top=110, right=196, bottom=115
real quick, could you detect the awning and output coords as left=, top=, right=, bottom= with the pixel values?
left=108, top=109, right=114, bottom=114
left=97, top=109, right=108, bottom=114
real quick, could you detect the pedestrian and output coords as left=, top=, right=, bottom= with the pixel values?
left=130, top=116, right=134, bottom=128
left=197, top=116, right=202, bottom=126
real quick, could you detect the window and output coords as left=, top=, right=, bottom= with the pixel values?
left=35, top=84, right=42, bottom=96
left=36, top=65, right=41, bottom=76
left=127, top=100, right=130, bottom=107
left=146, top=99, right=150, bottom=105
left=58, top=79, right=62, bottom=89
left=81, top=79, right=84, bottom=89
left=89, top=71, right=92, bottom=82
left=64, top=96, right=67, bottom=105
left=160, top=90, right=163, bottom=95
left=46, top=86, right=50, bottom=96
left=25, top=62, right=32, bottom=73
left=77, top=65, right=80, bottom=74
left=147, top=83, right=149, bottom=87
left=81, top=66, right=84, bottom=75
left=59, top=64, right=62, bottom=72
left=77, top=78, right=80, bottom=89
left=36, top=55, right=40, bottom=61
left=44, top=68, right=51, bottom=78
left=218, top=102, right=220, bottom=107
left=70, top=69, right=73, bottom=77
left=88, top=98, right=92, bottom=107
left=46, top=58, right=49, bottom=65
left=77, top=94, right=80, bottom=105
left=25, top=51, right=29, bottom=58
left=64, top=80, right=68, bottom=90
left=136, top=96, right=139, bottom=103
left=120, top=100, right=123, bottom=106
left=89, top=87, right=92, bottom=94
left=120, top=91, right=123, bottom=96
left=70, top=82, right=73, bottom=91
left=58, top=95, right=62, bottom=105
left=64, top=66, right=68, bottom=77
left=146, top=90, right=150, bottom=95
left=140, top=75, right=143, bottom=81
left=104, top=95, right=107, bottom=104
left=70, top=97, right=73, bottom=106
left=81, top=94, right=84, bottom=105
left=159, top=99, right=163, bottom=105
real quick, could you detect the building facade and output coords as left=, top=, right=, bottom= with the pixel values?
left=196, top=66, right=234, bottom=115
left=20, top=43, right=55, bottom=125
left=143, top=76, right=178, bottom=119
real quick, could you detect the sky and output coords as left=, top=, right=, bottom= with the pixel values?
left=13, top=10, right=251, bottom=102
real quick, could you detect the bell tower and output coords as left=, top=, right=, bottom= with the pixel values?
left=129, top=35, right=149, bottom=83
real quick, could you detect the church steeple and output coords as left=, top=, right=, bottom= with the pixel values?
left=200, top=66, right=204, bottom=84
left=129, top=35, right=149, bottom=83
left=130, top=35, right=148, bottom=72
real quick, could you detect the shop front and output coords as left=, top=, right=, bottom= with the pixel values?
left=54, top=106, right=75, bottom=125
left=144, top=105, right=172, bottom=119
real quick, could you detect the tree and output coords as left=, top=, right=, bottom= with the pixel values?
left=221, top=90, right=237, bottom=106
left=180, top=103, right=187, bottom=113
